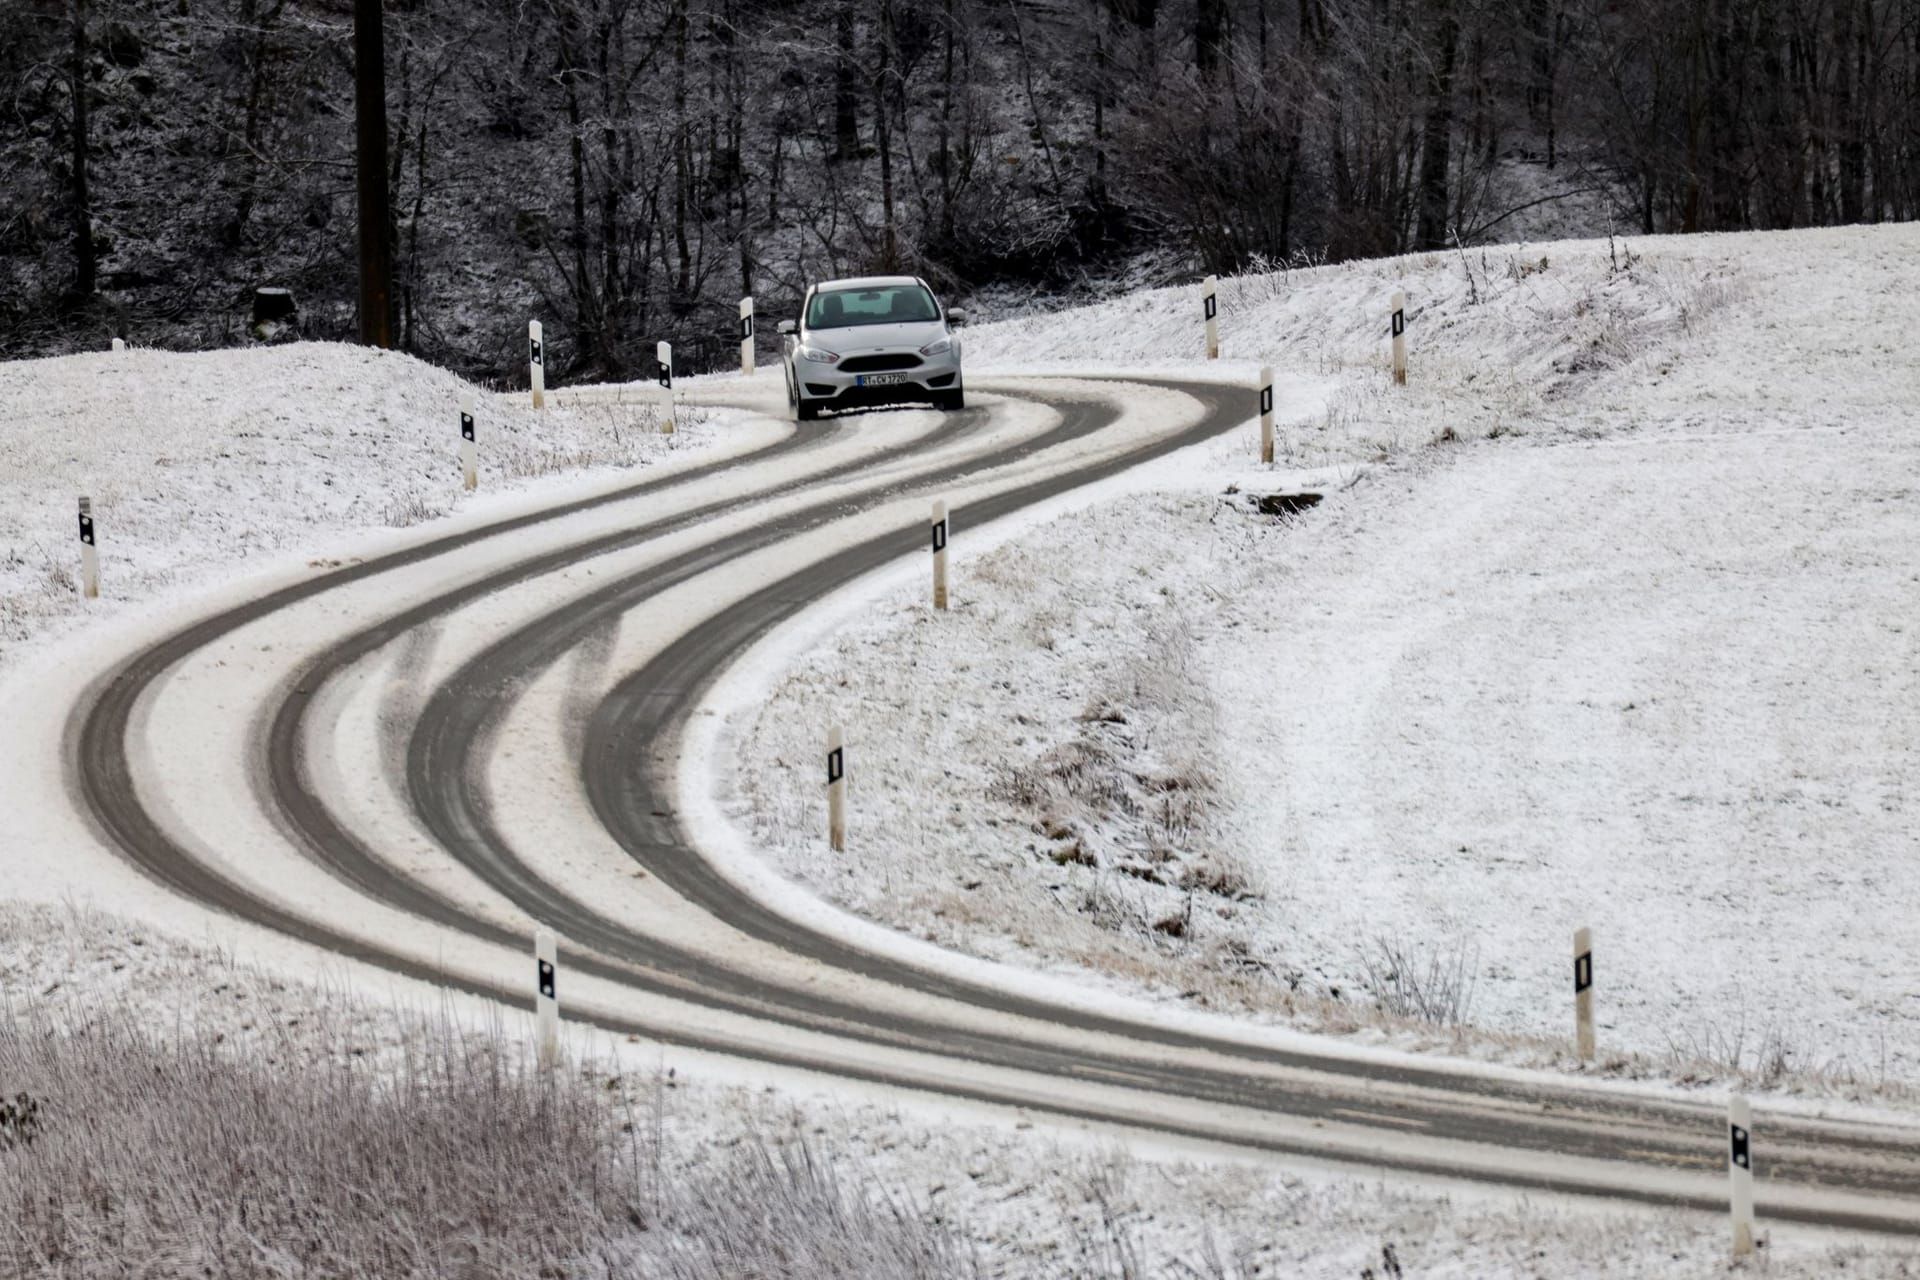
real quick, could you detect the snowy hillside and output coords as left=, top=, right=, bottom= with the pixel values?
left=0, top=343, right=729, bottom=670
left=6, top=226, right=1920, bottom=1276
left=11, top=899, right=1908, bottom=1278
left=729, top=223, right=1920, bottom=1097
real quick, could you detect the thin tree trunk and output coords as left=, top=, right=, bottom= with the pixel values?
left=1279, top=102, right=1301, bottom=255
left=673, top=0, right=691, bottom=295
left=562, top=53, right=592, bottom=323
left=352, top=0, right=391, bottom=345
left=938, top=0, right=958, bottom=236
left=1682, top=3, right=1704, bottom=232
left=834, top=5, right=860, bottom=160
left=875, top=0, right=898, bottom=269
left=1006, top=0, right=1063, bottom=199
left=724, top=0, right=752, bottom=299
left=67, top=0, right=97, bottom=299
left=1091, top=11, right=1107, bottom=207
left=1415, top=0, right=1460, bottom=249
left=598, top=16, right=624, bottom=368
left=389, top=26, right=411, bottom=348
left=1196, top=0, right=1225, bottom=77
left=404, top=87, right=430, bottom=352
left=229, top=0, right=283, bottom=248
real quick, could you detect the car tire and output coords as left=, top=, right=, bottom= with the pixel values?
left=936, top=384, right=965, bottom=412
left=797, top=397, right=822, bottom=421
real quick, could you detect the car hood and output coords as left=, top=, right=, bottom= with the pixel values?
left=802, top=320, right=949, bottom=352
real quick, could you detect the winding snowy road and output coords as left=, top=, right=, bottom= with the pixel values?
left=52, top=375, right=1920, bottom=1234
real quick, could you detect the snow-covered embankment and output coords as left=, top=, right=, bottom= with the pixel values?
left=727, top=225, right=1920, bottom=1098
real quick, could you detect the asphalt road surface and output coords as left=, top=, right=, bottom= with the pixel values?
left=69, top=376, right=1920, bottom=1236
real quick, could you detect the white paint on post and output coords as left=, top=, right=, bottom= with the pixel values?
left=110, top=337, right=125, bottom=353
left=1729, top=1094, right=1756, bottom=1257
left=739, top=297, right=756, bottom=375
left=459, top=392, right=477, bottom=492
left=656, top=340, right=675, bottom=435
left=1202, top=274, right=1220, bottom=360
left=77, top=497, right=98, bottom=600
left=535, top=928, right=559, bottom=1070
left=1258, top=366, right=1276, bottom=464
left=931, top=499, right=950, bottom=611
left=1574, top=925, right=1595, bottom=1061
left=528, top=320, right=547, bottom=410
left=827, top=726, right=847, bottom=852
left=1391, top=290, right=1408, bottom=386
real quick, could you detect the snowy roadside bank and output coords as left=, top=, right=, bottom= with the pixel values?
left=725, top=224, right=1920, bottom=1102
left=7, top=901, right=1912, bottom=1278
left=0, top=342, right=750, bottom=673
left=4, top=230, right=1919, bottom=1273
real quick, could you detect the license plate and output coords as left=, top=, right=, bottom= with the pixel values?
left=857, top=373, right=907, bottom=386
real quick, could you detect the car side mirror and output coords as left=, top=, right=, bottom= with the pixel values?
left=945, top=308, right=967, bottom=327
left=777, top=319, right=797, bottom=336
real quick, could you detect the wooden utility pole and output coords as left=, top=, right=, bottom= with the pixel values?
left=354, top=0, right=393, bottom=348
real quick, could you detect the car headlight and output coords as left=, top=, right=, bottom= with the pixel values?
left=799, top=346, right=840, bottom=363
left=919, top=337, right=952, bottom=357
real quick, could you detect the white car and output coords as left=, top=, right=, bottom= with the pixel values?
left=778, top=276, right=965, bottom=420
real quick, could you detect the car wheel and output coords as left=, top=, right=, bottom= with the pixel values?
left=937, top=384, right=965, bottom=412
left=797, top=397, right=822, bottom=421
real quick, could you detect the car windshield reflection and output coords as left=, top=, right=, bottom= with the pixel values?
left=807, top=286, right=939, bottom=330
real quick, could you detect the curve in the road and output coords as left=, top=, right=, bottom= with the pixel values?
left=69, top=377, right=1920, bottom=1235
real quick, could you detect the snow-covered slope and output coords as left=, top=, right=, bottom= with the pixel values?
left=11, top=899, right=1910, bottom=1278
left=729, top=223, right=1920, bottom=1097
left=4, top=231, right=1919, bottom=1274
left=966, top=225, right=1750, bottom=449
left=0, top=343, right=723, bottom=671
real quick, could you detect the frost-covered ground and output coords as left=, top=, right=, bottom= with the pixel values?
left=0, top=342, right=728, bottom=671
left=5, top=233, right=1920, bottom=1273
left=733, top=223, right=1920, bottom=1099
left=7, top=902, right=1913, bottom=1278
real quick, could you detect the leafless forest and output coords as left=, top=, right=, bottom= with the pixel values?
left=5, top=0, right=1919, bottom=379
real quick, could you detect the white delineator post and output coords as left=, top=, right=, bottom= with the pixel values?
left=1258, top=366, right=1276, bottom=464
left=827, top=726, right=846, bottom=851
left=535, top=928, right=559, bottom=1070
left=110, top=337, right=125, bottom=353
left=1573, top=926, right=1595, bottom=1061
left=739, top=296, right=755, bottom=375
left=528, top=321, right=547, bottom=410
left=77, top=497, right=98, bottom=600
left=931, top=499, right=950, bottom=611
left=1391, top=290, right=1408, bottom=386
left=459, top=392, right=477, bottom=492
left=1729, top=1095, right=1756, bottom=1257
left=656, top=340, right=675, bottom=435
left=1203, top=274, right=1220, bottom=360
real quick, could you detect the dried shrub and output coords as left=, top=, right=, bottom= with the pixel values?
left=0, top=1004, right=967, bottom=1279
left=1358, top=937, right=1480, bottom=1027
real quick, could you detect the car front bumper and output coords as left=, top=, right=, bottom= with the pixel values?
left=796, top=348, right=963, bottom=405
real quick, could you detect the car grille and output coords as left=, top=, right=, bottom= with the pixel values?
left=838, top=353, right=922, bottom=373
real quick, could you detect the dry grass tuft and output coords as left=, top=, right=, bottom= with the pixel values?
left=1358, top=936, right=1480, bottom=1027
left=0, top=1005, right=622, bottom=1275
left=0, top=1002, right=966, bottom=1279
left=383, top=494, right=444, bottom=527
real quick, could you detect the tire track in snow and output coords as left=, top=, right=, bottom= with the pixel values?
left=70, top=380, right=1920, bottom=1235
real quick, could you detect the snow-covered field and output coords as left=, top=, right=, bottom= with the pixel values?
left=5, top=225, right=1920, bottom=1273
left=0, top=343, right=736, bottom=671
left=6, top=901, right=1911, bottom=1277
left=731, top=223, right=1920, bottom=1097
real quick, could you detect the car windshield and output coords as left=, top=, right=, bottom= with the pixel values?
left=806, top=285, right=938, bottom=330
